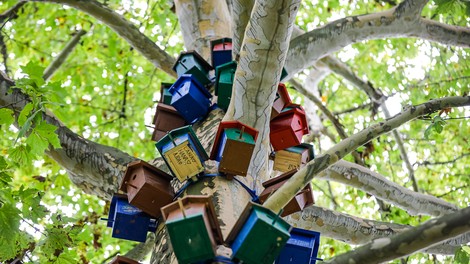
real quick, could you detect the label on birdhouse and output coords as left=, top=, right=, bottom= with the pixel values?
left=273, top=150, right=302, bottom=172
left=164, top=143, right=204, bottom=181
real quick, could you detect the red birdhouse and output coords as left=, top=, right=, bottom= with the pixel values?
left=109, top=255, right=140, bottom=264
left=271, top=83, right=292, bottom=120
left=270, top=104, right=309, bottom=151
left=259, top=169, right=314, bottom=217
left=120, top=160, right=174, bottom=218
left=152, top=103, right=187, bottom=142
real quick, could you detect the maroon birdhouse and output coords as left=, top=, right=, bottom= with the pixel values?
left=271, top=83, right=292, bottom=120
left=109, top=255, right=140, bottom=264
left=152, top=103, right=187, bottom=142
left=210, top=121, right=259, bottom=177
left=259, top=169, right=314, bottom=217
left=120, top=160, right=174, bottom=218
left=270, top=104, right=309, bottom=151
left=273, top=143, right=315, bottom=172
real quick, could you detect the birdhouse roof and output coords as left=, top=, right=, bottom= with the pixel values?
left=172, top=50, right=213, bottom=72
left=160, top=195, right=223, bottom=244
left=277, top=83, right=292, bottom=106
left=168, top=74, right=213, bottom=99
left=152, top=103, right=181, bottom=125
left=109, top=255, right=140, bottom=264
left=285, top=143, right=315, bottom=159
left=214, top=61, right=237, bottom=95
left=274, top=104, right=309, bottom=134
left=119, top=160, right=173, bottom=193
left=210, top=37, right=232, bottom=51
left=155, top=125, right=208, bottom=160
left=261, top=169, right=298, bottom=188
left=209, top=121, right=259, bottom=160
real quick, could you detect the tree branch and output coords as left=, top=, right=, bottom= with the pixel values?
left=0, top=71, right=136, bottom=199
left=325, top=206, right=470, bottom=263
left=43, top=29, right=87, bottom=81
left=317, top=160, right=459, bottom=216
left=263, top=96, right=470, bottom=213
left=30, top=0, right=176, bottom=77
left=0, top=1, right=27, bottom=23
left=231, top=0, right=254, bottom=60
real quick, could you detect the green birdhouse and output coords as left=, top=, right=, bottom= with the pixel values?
left=226, top=202, right=291, bottom=264
left=161, top=195, right=223, bottom=264
left=215, top=61, right=237, bottom=111
left=159, top=82, right=173, bottom=105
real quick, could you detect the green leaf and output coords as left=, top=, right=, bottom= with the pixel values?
left=0, top=202, right=21, bottom=241
left=26, top=132, right=50, bottom=155
left=18, top=103, right=34, bottom=127
left=0, top=235, right=17, bottom=261
left=20, top=61, right=45, bottom=87
left=455, top=246, right=470, bottom=264
left=8, top=145, right=34, bottom=165
left=53, top=251, right=77, bottom=264
left=54, top=173, right=71, bottom=188
left=0, top=156, right=8, bottom=171
left=0, top=109, right=14, bottom=126
left=34, top=123, right=61, bottom=149
left=41, top=227, right=70, bottom=258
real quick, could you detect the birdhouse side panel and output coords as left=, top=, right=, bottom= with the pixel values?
left=219, top=140, right=255, bottom=176
left=273, top=151, right=302, bottom=172
left=270, top=126, right=302, bottom=151
left=127, top=184, right=173, bottom=218
left=164, top=143, right=204, bottom=181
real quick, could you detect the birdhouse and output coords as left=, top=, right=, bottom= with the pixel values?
left=155, top=125, right=208, bottom=182
left=109, top=255, right=140, bottom=264
left=211, top=38, right=233, bottom=68
left=226, top=202, right=291, bottom=264
left=159, top=82, right=173, bottom=105
left=271, top=83, right=292, bottom=120
left=280, top=67, right=288, bottom=81
left=106, top=194, right=157, bottom=242
left=214, top=61, right=237, bottom=111
left=210, top=121, right=258, bottom=177
left=273, top=143, right=315, bottom=172
left=169, top=74, right=213, bottom=124
left=151, top=103, right=187, bottom=142
left=270, top=104, right=309, bottom=151
left=161, top=195, right=223, bottom=264
left=276, top=228, right=321, bottom=264
left=259, top=169, right=314, bottom=217
left=119, top=160, right=174, bottom=218
left=173, top=51, right=213, bottom=85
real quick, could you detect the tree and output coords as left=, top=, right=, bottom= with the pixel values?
left=0, top=0, right=469, bottom=263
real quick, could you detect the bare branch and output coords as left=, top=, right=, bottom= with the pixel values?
left=263, top=96, right=470, bottom=213
left=417, top=153, right=470, bottom=167
left=0, top=1, right=27, bottom=23
left=394, top=0, right=429, bottom=19
left=30, top=0, right=176, bottom=77
left=43, top=29, right=87, bottom=81
left=325, top=206, right=470, bottom=263
left=231, top=0, right=254, bottom=60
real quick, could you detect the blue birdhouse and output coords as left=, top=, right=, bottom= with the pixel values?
left=214, top=61, right=237, bottom=111
left=106, top=194, right=157, bottom=242
left=169, top=74, right=213, bottom=124
left=173, top=51, right=213, bottom=85
left=226, top=202, right=291, bottom=264
left=211, top=38, right=232, bottom=68
left=276, top=228, right=321, bottom=264
left=155, top=125, right=208, bottom=182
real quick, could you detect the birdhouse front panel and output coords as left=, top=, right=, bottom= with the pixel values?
left=276, top=228, right=321, bottom=264
left=161, top=196, right=223, bottom=264
left=164, top=142, right=205, bottom=182
left=228, top=203, right=291, bottom=264
left=215, top=61, right=236, bottom=111
left=152, top=103, right=186, bottom=142
left=169, top=75, right=212, bottom=124
left=273, top=143, right=314, bottom=172
left=211, top=38, right=233, bottom=68
left=108, top=195, right=156, bottom=242
left=259, top=170, right=314, bottom=217
left=217, top=128, right=256, bottom=176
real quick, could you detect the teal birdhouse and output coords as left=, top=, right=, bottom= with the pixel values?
left=226, top=202, right=291, bottom=264
left=210, top=121, right=258, bottom=177
left=160, top=82, right=173, bottom=105
left=273, top=143, right=315, bottom=172
left=155, top=125, right=208, bottom=182
left=215, top=61, right=237, bottom=111
left=173, top=51, right=213, bottom=85
left=211, top=38, right=232, bottom=68
left=161, top=195, right=223, bottom=264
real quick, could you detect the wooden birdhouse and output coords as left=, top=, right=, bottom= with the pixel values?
left=161, top=195, right=223, bottom=264
left=169, top=74, right=213, bottom=124
left=151, top=103, right=186, bottom=142
left=276, top=228, right=321, bottom=264
left=173, top=51, right=213, bottom=85
left=155, top=125, right=208, bottom=182
left=273, top=143, right=315, bottom=172
left=226, top=202, right=291, bottom=264
left=109, top=255, right=140, bottom=264
left=119, top=160, right=174, bottom=218
left=271, top=83, right=292, bottom=120
left=211, top=38, right=233, bottom=68
left=159, top=82, right=173, bottom=105
left=259, top=169, right=314, bottom=217
left=106, top=194, right=157, bottom=242
left=210, top=121, right=258, bottom=177
left=270, top=104, right=309, bottom=151
left=214, top=61, right=237, bottom=111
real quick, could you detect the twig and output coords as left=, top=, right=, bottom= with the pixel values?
left=417, top=153, right=470, bottom=167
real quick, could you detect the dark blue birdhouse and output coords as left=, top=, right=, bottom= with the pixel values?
left=211, top=38, right=232, bottom=68
left=276, top=228, right=321, bottom=264
left=173, top=51, right=213, bottom=85
left=106, top=194, right=157, bottom=242
left=226, top=202, right=291, bottom=264
left=169, top=74, right=213, bottom=124
left=214, top=61, right=237, bottom=111
left=155, top=125, right=208, bottom=182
